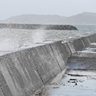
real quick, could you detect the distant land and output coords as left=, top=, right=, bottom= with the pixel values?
left=1, top=12, right=96, bottom=25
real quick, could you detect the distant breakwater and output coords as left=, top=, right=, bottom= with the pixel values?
left=0, top=23, right=78, bottom=30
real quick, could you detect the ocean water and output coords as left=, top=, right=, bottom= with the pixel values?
left=0, top=25, right=96, bottom=55
left=76, top=25, right=96, bottom=33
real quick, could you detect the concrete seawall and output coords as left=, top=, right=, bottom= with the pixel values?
left=67, top=33, right=96, bottom=59
left=0, top=32, right=96, bottom=96
left=0, top=41, right=71, bottom=96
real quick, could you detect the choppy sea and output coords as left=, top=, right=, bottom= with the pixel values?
left=0, top=25, right=96, bottom=55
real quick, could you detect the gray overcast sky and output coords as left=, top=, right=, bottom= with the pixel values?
left=0, top=0, right=96, bottom=20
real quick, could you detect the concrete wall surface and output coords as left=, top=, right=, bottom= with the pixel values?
left=67, top=38, right=85, bottom=54
left=67, top=33, right=96, bottom=53
left=0, top=41, right=70, bottom=96
left=87, top=34, right=96, bottom=43
left=71, top=38, right=85, bottom=51
left=67, top=33, right=96, bottom=58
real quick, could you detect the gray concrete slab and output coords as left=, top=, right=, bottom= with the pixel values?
left=87, top=34, right=96, bottom=43
left=0, top=51, right=44, bottom=96
left=50, top=41, right=71, bottom=70
left=0, top=40, right=72, bottom=96
left=29, top=44, right=61, bottom=84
